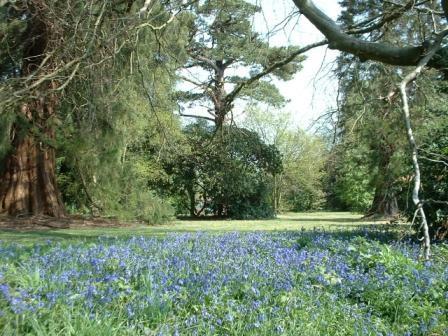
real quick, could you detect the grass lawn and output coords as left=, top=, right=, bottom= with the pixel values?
left=0, top=212, right=391, bottom=244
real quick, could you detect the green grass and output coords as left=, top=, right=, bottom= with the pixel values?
left=0, top=212, right=390, bottom=244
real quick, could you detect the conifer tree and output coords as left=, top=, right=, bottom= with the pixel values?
left=177, top=0, right=305, bottom=127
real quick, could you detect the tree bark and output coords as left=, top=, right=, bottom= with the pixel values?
left=213, top=60, right=228, bottom=128
left=0, top=94, right=65, bottom=217
left=367, top=188, right=399, bottom=218
left=187, top=185, right=196, bottom=217
left=366, top=144, right=399, bottom=218
left=0, top=8, right=65, bottom=218
left=292, top=0, right=448, bottom=259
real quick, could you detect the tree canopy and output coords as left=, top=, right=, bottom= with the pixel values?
left=177, top=0, right=304, bottom=127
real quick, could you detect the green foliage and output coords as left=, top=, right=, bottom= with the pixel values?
left=408, top=109, right=448, bottom=238
left=244, top=107, right=328, bottom=212
left=331, top=0, right=448, bottom=235
left=178, top=0, right=304, bottom=124
left=0, top=110, right=15, bottom=166
left=327, top=0, right=441, bottom=217
left=282, top=130, right=328, bottom=212
left=48, top=3, right=189, bottom=224
left=159, top=121, right=281, bottom=219
left=326, top=145, right=374, bottom=212
left=1, top=231, right=447, bottom=335
left=0, top=2, right=27, bottom=79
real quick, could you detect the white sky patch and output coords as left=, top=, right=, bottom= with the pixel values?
left=253, top=0, right=341, bottom=129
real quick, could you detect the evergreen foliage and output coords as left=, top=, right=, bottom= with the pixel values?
left=177, top=0, right=304, bottom=126
left=0, top=0, right=446, bottom=234
left=327, top=0, right=448, bottom=237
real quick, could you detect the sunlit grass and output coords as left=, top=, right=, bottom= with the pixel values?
left=0, top=212, right=392, bottom=244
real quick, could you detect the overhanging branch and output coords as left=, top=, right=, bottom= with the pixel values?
left=225, top=40, right=327, bottom=106
left=178, top=112, right=215, bottom=122
left=292, top=0, right=447, bottom=67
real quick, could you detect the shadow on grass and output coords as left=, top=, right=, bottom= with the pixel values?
left=0, top=225, right=405, bottom=246
left=0, top=228, right=168, bottom=244
left=0, top=230, right=104, bottom=242
left=176, top=217, right=362, bottom=223
left=276, top=217, right=365, bottom=223
left=327, top=223, right=407, bottom=229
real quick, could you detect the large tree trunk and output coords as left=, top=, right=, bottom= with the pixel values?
left=0, top=95, right=65, bottom=217
left=0, top=10, right=65, bottom=218
left=366, top=144, right=399, bottom=218
left=368, top=189, right=399, bottom=218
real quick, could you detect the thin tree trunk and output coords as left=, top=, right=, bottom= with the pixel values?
left=187, top=185, right=196, bottom=217
left=396, top=32, right=448, bottom=259
left=396, top=36, right=448, bottom=259
left=400, top=79, right=430, bottom=259
left=273, top=174, right=277, bottom=212
left=196, top=192, right=207, bottom=216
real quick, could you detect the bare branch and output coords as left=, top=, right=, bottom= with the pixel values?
left=178, top=75, right=210, bottom=90
left=425, top=199, right=448, bottom=205
left=347, top=1, right=420, bottom=35
left=397, top=30, right=448, bottom=260
left=292, top=0, right=447, bottom=67
left=420, top=156, right=448, bottom=167
left=139, top=0, right=154, bottom=17
left=190, top=54, right=220, bottom=72
left=178, top=112, right=215, bottom=122
left=137, top=12, right=177, bottom=30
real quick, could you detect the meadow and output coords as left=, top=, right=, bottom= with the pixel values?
left=0, top=213, right=447, bottom=335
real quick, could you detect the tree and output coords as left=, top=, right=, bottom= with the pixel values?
left=177, top=0, right=305, bottom=128
left=243, top=106, right=291, bottom=211
left=0, top=0, right=186, bottom=218
left=292, top=0, right=448, bottom=69
left=244, top=106, right=328, bottom=212
left=160, top=121, right=283, bottom=219
left=326, top=144, right=375, bottom=212
left=292, top=0, right=448, bottom=257
left=419, top=120, right=448, bottom=239
left=331, top=1, right=411, bottom=218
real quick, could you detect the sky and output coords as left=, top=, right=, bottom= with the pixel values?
left=253, top=0, right=341, bottom=129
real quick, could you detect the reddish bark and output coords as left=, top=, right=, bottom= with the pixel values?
left=0, top=90, right=65, bottom=217
left=0, top=9, right=65, bottom=218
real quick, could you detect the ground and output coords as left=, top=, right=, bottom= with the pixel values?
left=0, top=212, right=390, bottom=243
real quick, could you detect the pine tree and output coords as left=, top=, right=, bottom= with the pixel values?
left=177, top=0, right=304, bottom=128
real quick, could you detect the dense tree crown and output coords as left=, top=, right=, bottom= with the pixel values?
left=177, top=0, right=304, bottom=127
left=300, top=0, right=448, bottom=246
